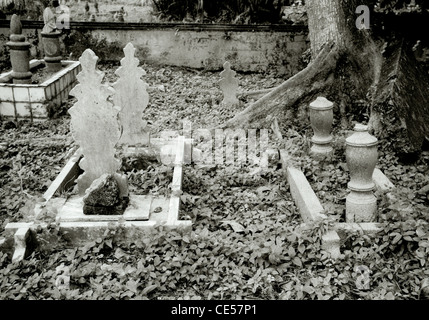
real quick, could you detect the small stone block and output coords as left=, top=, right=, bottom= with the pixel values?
left=15, top=102, right=31, bottom=117
left=29, top=87, right=46, bottom=102
left=124, top=195, right=152, bottom=221
left=31, top=103, right=47, bottom=118
left=13, top=87, right=29, bottom=102
left=12, top=226, right=31, bottom=262
left=0, top=86, right=14, bottom=101
left=0, top=102, right=16, bottom=117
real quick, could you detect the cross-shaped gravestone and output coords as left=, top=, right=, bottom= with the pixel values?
left=69, top=49, right=122, bottom=195
left=113, top=42, right=150, bottom=146
left=219, top=61, right=239, bottom=107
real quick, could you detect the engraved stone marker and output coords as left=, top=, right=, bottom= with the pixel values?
left=219, top=61, right=239, bottom=107
left=113, top=42, right=150, bottom=146
left=69, top=49, right=122, bottom=195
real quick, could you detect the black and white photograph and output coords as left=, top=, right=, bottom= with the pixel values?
left=0, top=0, right=428, bottom=311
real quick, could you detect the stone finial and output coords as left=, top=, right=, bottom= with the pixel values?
left=7, top=14, right=32, bottom=84
left=219, top=61, right=239, bottom=107
left=69, top=49, right=122, bottom=195
left=309, top=96, right=334, bottom=155
left=113, top=42, right=150, bottom=146
left=345, top=123, right=378, bottom=222
left=10, top=14, right=22, bottom=35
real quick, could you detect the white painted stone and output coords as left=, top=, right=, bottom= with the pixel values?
left=0, top=102, right=16, bottom=117
left=372, top=168, right=395, bottom=192
left=219, top=61, right=239, bottom=106
left=123, top=195, right=152, bottom=221
left=13, top=87, right=30, bottom=102
left=287, top=166, right=326, bottom=222
left=15, top=103, right=31, bottom=117
left=0, top=86, right=14, bottom=101
left=113, top=42, right=150, bottom=146
left=69, top=49, right=122, bottom=195
left=29, top=87, right=46, bottom=102
left=322, top=230, right=341, bottom=259
left=12, top=227, right=31, bottom=262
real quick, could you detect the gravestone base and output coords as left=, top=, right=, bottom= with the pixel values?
left=0, top=136, right=192, bottom=261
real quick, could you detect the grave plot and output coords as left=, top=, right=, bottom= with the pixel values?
left=2, top=43, right=192, bottom=260
left=0, top=15, right=81, bottom=120
left=277, top=96, right=427, bottom=259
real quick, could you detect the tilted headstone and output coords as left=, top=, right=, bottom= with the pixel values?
left=113, top=42, right=150, bottom=146
left=219, top=61, right=239, bottom=107
left=69, top=49, right=123, bottom=195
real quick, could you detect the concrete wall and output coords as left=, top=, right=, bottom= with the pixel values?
left=0, top=21, right=309, bottom=75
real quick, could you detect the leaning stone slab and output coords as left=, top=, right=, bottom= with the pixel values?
left=372, top=168, right=395, bottom=192
left=286, top=166, right=326, bottom=222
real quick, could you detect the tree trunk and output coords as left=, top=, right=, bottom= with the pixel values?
left=220, top=0, right=381, bottom=129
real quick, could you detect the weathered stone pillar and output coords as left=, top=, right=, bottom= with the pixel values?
left=7, top=15, right=32, bottom=84
left=41, top=31, right=62, bottom=72
left=345, top=123, right=378, bottom=222
left=309, top=96, right=334, bottom=155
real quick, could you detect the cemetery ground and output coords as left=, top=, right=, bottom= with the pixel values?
left=0, top=62, right=429, bottom=300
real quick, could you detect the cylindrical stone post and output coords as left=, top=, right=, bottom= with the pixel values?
left=345, top=123, right=378, bottom=222
left=41, top=31, right=62, bottom=72
left=309, top=96, right=334, bottom=155
left=6, top=15, right=32, bottom=84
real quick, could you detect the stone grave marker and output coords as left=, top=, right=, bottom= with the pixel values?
left=113, top=42, right=150, bottom=146
left=219, top=61, right=239, bottom=107
left=68, top=49, right=126, bottom=197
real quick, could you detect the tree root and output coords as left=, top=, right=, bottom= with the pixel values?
left=219, top=43, right=340, bottom=129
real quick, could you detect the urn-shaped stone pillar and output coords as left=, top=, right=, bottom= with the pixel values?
left=345, top=123, right=378, bottom=222
left=41, top=31, right=62, bottom=72
left=309, top=97, right=334, bottom=155
left=6, top=15, right=32, bottom=84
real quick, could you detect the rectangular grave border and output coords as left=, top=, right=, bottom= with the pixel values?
left=0, top=136, right=192, bottom=262
left=279, top=149, right=393, bottom=259
left=0, top=59, right=81, bottom=120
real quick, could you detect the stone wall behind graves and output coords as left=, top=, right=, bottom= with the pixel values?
left=0, top=21, right=309, bottom=75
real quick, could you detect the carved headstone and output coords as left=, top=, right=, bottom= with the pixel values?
left=113, top=42, right=150, bottom=146
left=219, top=61, right=239, bottom=107
left=69, top=49, right=123, bottom=195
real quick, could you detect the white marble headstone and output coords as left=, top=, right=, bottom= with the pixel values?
left=219, top=61, right=239, bottom=107
left=113, top=42, right=150, bottom=146
left=69, top=49, right=122, bottom=195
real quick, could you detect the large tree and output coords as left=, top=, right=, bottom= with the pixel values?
left=220, top=0, right=429, bottom=157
